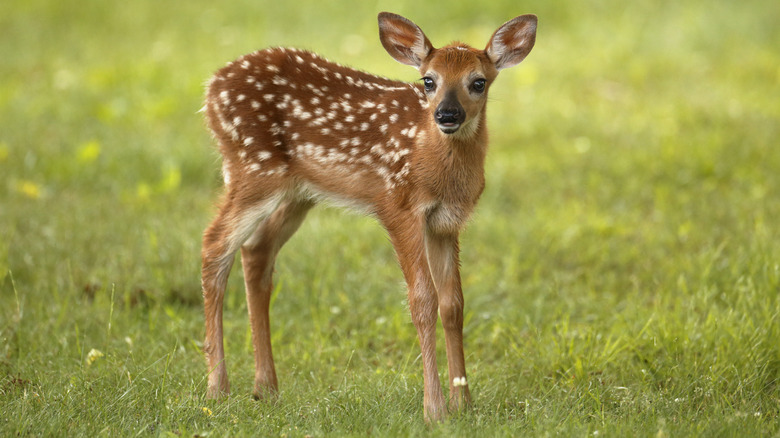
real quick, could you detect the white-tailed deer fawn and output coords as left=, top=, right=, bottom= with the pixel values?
left=201, top=12, right=537, bottom=422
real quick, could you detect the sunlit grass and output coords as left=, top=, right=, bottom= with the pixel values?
left=1, top=0, right=779, bottom=436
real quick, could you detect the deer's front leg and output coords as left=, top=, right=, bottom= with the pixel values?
left=426, top=231, right=471, bottom=412
left=384, top=214, right=446, bottom=422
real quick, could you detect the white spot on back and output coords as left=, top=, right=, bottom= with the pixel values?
left=219, top=90, right=230, bottom=106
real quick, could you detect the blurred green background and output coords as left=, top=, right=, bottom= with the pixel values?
left=1, top=0, right=779, bottom=436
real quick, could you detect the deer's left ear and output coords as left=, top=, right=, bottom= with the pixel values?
left=378, top=12, right=434, bottom=68
left=486, top=14, right=537, bottom=70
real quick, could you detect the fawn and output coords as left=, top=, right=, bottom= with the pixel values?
left=201, top=12, right=537, bottom=422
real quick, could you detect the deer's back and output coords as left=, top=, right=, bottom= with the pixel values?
left=204, top=48, right=428, bottom=197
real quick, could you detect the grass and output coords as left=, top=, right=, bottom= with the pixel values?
left=1, top=0, right=779, bottom=436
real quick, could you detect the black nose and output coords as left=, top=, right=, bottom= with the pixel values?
left=435, top=108, right=462, bottom=124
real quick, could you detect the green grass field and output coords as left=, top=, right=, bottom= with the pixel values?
left=2, top=0, right=779, bottom=436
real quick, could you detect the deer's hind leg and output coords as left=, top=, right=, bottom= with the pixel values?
left=240, top=198, right=314, bottom=399
left=202, top=188, right=285, bottom=399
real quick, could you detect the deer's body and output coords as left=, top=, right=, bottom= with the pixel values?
left=205, top=48, right=484, bottom=228
left=201, top=13, right=537, bottom=422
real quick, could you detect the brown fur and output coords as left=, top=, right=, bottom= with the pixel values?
left=201, top=11, right=537, bottom=422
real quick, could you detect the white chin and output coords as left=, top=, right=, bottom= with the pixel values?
left=438, top=124, right=460, bottom=134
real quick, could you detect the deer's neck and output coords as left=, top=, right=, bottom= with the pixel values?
left=413, top=109, right=488, bottom=210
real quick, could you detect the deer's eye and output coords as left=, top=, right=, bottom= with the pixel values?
left=472, top=78, right=486, bottom=93
left=422, top=77, right=436, bottom=92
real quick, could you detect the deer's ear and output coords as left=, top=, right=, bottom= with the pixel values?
left=378, top=12, right=433, bottom=68
left=486, top=14, right=537, bottom=71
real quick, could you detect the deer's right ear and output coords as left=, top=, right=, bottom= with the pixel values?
left=378, top=12, right=433, bottom=68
